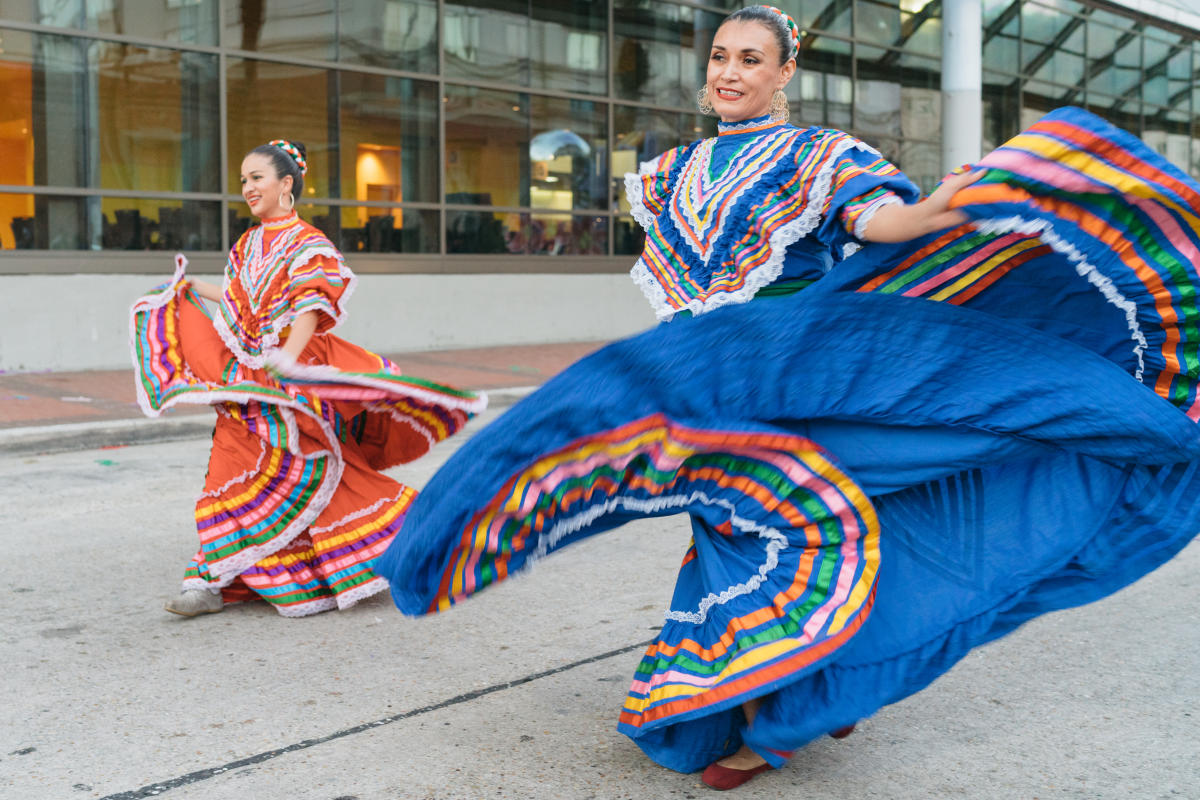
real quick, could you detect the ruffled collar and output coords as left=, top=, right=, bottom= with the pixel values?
left=717, top=114, right=785, bottom=136
left=260, top=212, right=300, bottom=231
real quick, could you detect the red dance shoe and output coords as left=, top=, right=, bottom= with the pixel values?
left=829, top=724, right=856, bottom=739
left=700, top=759, right=773, bottom=790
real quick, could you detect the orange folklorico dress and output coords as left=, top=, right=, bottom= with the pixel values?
left=130, top=212, right=485, bottom=616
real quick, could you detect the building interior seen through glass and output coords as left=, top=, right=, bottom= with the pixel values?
left=0, top=0, right=1197, bottom=259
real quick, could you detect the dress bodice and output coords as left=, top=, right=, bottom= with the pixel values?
left=625, top=114, right=920, bottom=320
left=215, top=213, right=356, bottom=367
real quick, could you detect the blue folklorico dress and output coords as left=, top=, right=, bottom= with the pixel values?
left=375, top=108, right=1200, bottom=772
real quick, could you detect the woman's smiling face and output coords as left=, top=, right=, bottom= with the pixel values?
left=240, top=153, right=291, bottom=220
left=706, top=19, right=795, bottom=123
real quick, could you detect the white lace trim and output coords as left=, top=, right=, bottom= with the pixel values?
left=972, top=215, right=1147, bottom=381
left=308, top=487, right=411, bottom=534
left=523, top=490, right=788, bottom=626
left=196, top=438, right=269, bottom=500
left=627, top=136, right=872, bottom=321
left=716, top=116, right=779, bottom=134
left=129, top=253, right=191, bottom=418
left=216, top=243, right=357, bottom=371
left=852, top=193, right=905, bottom=241
left=273, top=358, right=488, bottom=415
left=333, top=575, right=389, bottom=611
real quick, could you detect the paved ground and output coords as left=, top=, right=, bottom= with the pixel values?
left=0, top=341, right=606, bottom=429
left=1, top=406, right=1197, bottom=800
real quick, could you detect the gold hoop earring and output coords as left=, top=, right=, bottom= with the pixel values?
left=770, top=90, right=790, bottom=123
left=280, top=190, right=295, bottom=212
left=697, top=84, right=714, bottom=115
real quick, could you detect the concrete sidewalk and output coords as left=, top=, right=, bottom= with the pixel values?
left=0, top=341, right=605, bottom=453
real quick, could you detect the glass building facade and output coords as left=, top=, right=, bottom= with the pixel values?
left=0, top=0, right=1197, bottom=272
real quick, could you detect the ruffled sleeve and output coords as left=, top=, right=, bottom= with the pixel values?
left=287, top=236, right=357, bottom=334
left=625, top=144, right=692, bottom=233
left=816, top=140, right=921, bottom=258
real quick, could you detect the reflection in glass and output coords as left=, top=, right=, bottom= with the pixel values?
left=444, top=86, right=527, bottom=208
left=339, top=73, right=439, bottom=205
left=982, top=72, right=1020, bottom=153
left=615, top=215, right=645, bottom=256
left=339, top=0, right=438, bottom=73
left=614, top=1, right=719, bottom=108
left=1085, top=21, right=1141, bottom=99
left=96, top=43, right=220, bottom=193
left=613, top=106, right=685, bottom=213
left=223, top=0, right=335, bottom=59
left=87, top=0, right=219, bottom=45
left=1028, top=21, right=1084, bottom=87
left=983, top=9, right=1020, bottom=72
left=527, top=213, right=607, bottom=255
left=100, top=198, right=221, bottom=251
left=529, top=96, right=606, bottom=210
left=797, top=49, right=852, bottom=129
left=446, top=210, right=523, bottom=254
left=530, top=0, right=607, bottom=94
left=226, top=59, right=331, bottom=199
left=445, top=0, right=529, bottom=85
left=315, top=206, right=438, bottom=254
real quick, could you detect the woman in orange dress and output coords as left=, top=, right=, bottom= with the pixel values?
left=131, top=139, right=485, bottom=617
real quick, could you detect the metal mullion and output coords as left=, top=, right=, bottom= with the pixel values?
left=0, top=185, right=226, bottom=201
left=217, top=0, right=229, bottom=250
left=438, top=0, right=447, bottom=257
left=441, top=74, right=610, bottom=105
left=219, top=46, right=434, bottom=83
left=607, top=0, right=616, bottom=257
left=0, top=19, right=221, bottom=55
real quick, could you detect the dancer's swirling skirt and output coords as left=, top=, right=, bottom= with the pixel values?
left=132, top=265, right=485, bottom=616
left=375, top=107, right=1200, bottom=768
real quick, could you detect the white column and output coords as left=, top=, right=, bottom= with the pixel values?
left=941, top=0, right=983, bottom=174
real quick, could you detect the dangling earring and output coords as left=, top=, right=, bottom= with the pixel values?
left=697, top=84, right=714, bottom=115
left=770, top=90, right=790, bottom=123
left=280, top=190, right=295, bottom=213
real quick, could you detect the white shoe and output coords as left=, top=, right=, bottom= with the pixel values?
left=164, top=589, right=224, bottom=617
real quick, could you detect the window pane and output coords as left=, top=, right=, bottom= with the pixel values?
left=226, top=59, right=332, bottom=200
left=100, top=198, right=221, bottom=250
left=96, top=43, right=220, bottom=193
left=527, top=213, right=607, bottom=255
left=614, top=1, right=719, bottom=109
left=983, top=11, right=1020, bottom=73
left=445, top=86, right=527, bottom=208
left=530, top=96, right=606, bottom=211
left=793, top=0, right=850, bottom=36
left=87, top=0, right=219, bottom=45
left=340, top=73, right=439, bottom=204
left=224, top=0, right=335, bottom=59
left=445, top=0, right=528, bottom=85
left=797, top=48, right=852, bottom=129
left=1, top=194, right=85, bottom=249
left=313, top=206, right=438, bottom=254
left=531, top=0, right=607, bottom=95
left=983, top=71, right=1019, bottom=152
left=339, top=0, right=438, bottom=74
left=0, top=194, right=219, bottom=250
left=0, top=30, right=87, bottom=188
left=615, top=215, right=644, bottom=256
left=1029, top=22, right=1084, bottom=86
left=613, top=106, right=685, bottom=213
left=898, top=140, right=941, bottom=195
left=0, top=32, right=219, bottom=193
left=446, top=210, right=524, bottom=254
left=1086, top=21, right=1140, bottom=99
left=855, top=0, right=903, bottom=48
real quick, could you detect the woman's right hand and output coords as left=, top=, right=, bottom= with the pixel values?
left=189, top=279, right=223, bottom=302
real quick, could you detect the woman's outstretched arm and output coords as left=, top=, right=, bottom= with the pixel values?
left=861, top=170, right=980, bottom=243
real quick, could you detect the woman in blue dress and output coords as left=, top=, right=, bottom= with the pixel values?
left=376, top=5, right=1200, bottom=790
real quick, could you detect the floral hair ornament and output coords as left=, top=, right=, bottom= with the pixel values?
left=268, top=139, right=307, bottom=176
left=762, top=5, right=801, bottom=60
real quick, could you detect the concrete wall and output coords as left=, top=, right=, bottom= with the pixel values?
left=0, top=273, right=656, bottom=372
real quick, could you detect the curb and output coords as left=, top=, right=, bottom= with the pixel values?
left=0, top=386, right=539, bottom=456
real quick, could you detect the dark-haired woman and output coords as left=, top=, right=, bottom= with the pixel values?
left=131, top=139, right=485, bottom=618
left=376, top=4, right=1200, bottom=792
